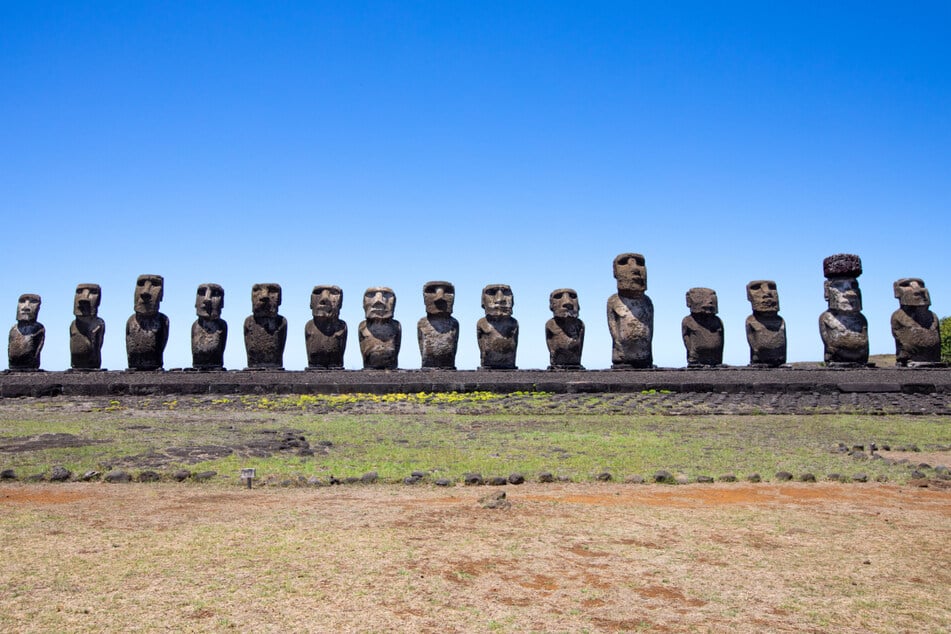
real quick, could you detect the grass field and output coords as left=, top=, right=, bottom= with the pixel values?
left=1, top=392, right=949, bottom=632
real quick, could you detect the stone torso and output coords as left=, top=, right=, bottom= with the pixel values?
left=417, top=316, right=459, bottom=369
left=359, top=320, right=401, bottom=370
left=192, top=319, right=228, bottom=369
left=546, top=317, right=584, bottom=369
left=745, top=313, right=786, bottom=366
left=681, top=314, right=723, bottom=366
left=305, top=319, right=348, bottom=369
left=891, top=308, right=940, bottom=365
left=244, top=315, right=287, bottom=369
left=8, top=323, right=45, bottom=370
left=607, top=294, right=654, bottom=367
left=477, top=316, right=518, bottom=369
left=819, top=311, right=869, bottom=364
left=126, top=313, right=169, bottom=370
left=70, top=317, right=105, bottom=369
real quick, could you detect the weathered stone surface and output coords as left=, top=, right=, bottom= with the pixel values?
left=538, top=471, right=555, bottom=483
left=745, top=280, right=786, bottom=367
left=891, top=278, right=942, bottom=366
left=607, top=253, right=653, bottom=368
left=0, top=469, right=17, bottom=480
left=653, top=469, right=672, bottom=483
left=595, top=472, right=613, bottom=482
left=487, top=476, right=508, bottom=486
left=479, top=491, right=510, bottom=509
left=9, top=293, right=44, bottom=371
left=747, top=473, right=762, bottom=483
left=464, top=472, right=484, bottom=486
left=360, top=471, right=379, bottom=484
left=172, top=469, right=191, bottom=482
left=626, top=474, right=645, bottom=484
left=104, top=469, right=131, bottom=483
left=50, top=466, right=71, bottom=482
left=417, top=281, right=458, bottom=369
left=717, top=473, right=737, bottom=482
left=851, top=472, right=868, bottom=483
left=775, top=471, right=793, bottom=481
left=70, top=284, right=105, bottom=370
left=126, top=275, right=169, bottom=371
left=192, top=283, right=227, bottom=370
left=819, top=254, right=869, bottom=365
left=359, top=287, right=400, bottom=369
left=696, top=475, right=714, bottom=483
left=477, top=284, right=518, bottom=369
left=193, top=470, right=216, bottom=481
left=434, top=478, right=452, bottom=487
left=244, top=283, right=287, bottom=369
left=137, top=470, right=161, bottom=482
left=546, top=288, right=584, bottom=370
left=305, top=285, right=347, bottom=370
left=80, top=470, right=100, bottom=481
left=508, top=473, right=525, bottom=485
left=682, top=287, right=723, bottom=367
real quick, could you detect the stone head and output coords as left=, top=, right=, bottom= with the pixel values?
left=747, top=280, right=779, bottom=313
left=363, top=287, right=395, bottom=320
left=893, top=278, right=931, bottom=308
left=134, top=275, right=164, bottom=315
left=686, top=287, right=718, bottom=315
left=311, top=285, right=343, bottom=319
left=549, top=288, right=579, bottom=319
left=824, top=278, right=862, bottom=312
left=482, top=284, right=514, bottom=318
left=73, top=284, right=101, bottom=317
left=251, top=283, right=282, bottom=317
left=16, top=294, right=41, bottom=322
left=613, top=253, right=647, bottom=294
left=423, top=281, right=455, bottom=317
left=195, top=283, right=225, bottom=320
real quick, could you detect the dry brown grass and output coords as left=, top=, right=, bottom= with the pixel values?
left=2, top=481, right=949, bottom=633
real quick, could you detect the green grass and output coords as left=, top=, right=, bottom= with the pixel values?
left=0, top=393, right=948, bottom=484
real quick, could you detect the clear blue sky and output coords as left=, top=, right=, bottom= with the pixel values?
left=3, top=2, right=949, bottom=371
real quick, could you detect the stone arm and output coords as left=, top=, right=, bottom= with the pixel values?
left=393, top=320, right=402, bottom=356
left=158, top=314, right=170, bottom=352
left=276, top=316, right=288, bottom=351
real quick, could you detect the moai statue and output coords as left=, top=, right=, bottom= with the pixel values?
left=477, top=284, right=518, bottom=369
left=244, top=283, right=287, bottom=369
left=745, top=280, right=786, bottom=367
left=606, top=253, right=653, bottom=368
left=305, top=285, right=347, bottom=370
left=8, top=294, right=44, bottom=371
left=819, top=254, right=869, bottom=366
left=681, top=287, right=724, bottom=367
left=126, top=275, right=169, bottom=371
left=192, top=283, right=227, bottom=370
left=546, top=288, right=584, bottom=370
left=69, top=284, right=105, bottom=370
left=891, top=278, right=942, bottom=367
left=359, top=287, right=400, bottom=369
left=417, top=281, right=459, bottom=370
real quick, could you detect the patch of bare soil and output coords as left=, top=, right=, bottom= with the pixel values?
left=0, top=433, right=111, bottom=452
left=1, top=481, right=948, bottom=633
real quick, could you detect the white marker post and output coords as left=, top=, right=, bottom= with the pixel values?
left=240, top=468, right=255, bottom=489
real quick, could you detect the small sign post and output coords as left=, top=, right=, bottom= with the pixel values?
left=240, top=468, right=255, bottom=489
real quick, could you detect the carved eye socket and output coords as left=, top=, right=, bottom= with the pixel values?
left=618, top=256, right=630, bottom=265
left=767, top=283, right=776, bottom=291
left=197, top=286, right=207, bottom=295
left=211, top=288, right=223, bottom=298
left=568, top=292, right=577, bottom=300
left=552, top=292, right=564, bottom=300
left=633, top=256, right=645, bottom=266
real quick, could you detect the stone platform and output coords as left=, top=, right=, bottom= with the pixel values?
left=2, top=366, right=950, bottom=398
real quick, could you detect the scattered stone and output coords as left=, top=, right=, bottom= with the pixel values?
left=718, top=473, right=737, bottom=483
left=80, top=470, right=101, bottom=482
left=851, top=473, right=868, bottom=483
left=172, top=469, right=191, bottom=482
left=827, top=473, right=842, bottom=482
left=935, top=465, right=948, bottom=474
left=403, top=475, right=421, bottom=485
left=434, top=478, right=452, bottom=487
left=625, top=475, right=645, bottom=484
left=478, top=491, right=510, bottom=510
left=538, top=472, right=555, bottom=483
left=360, top=471, right=379, bottom=484
left=411, top=470, right=427, bottom=479
left=910, top=470, right=926, bottom=480
left=137, top=470, right=161, bottom=482
left=653, top=470, right=673, bottom=483
left=508, top=473, right=525, bottom=485
left=306, top=476, right=324, bottom=486
left=834, top=443, right=848, bottom=453
left=917, top=463, right=931, bottom=470
left=696, top=475, right=714, bottom=483
left=50, top=466, right=72, bottom=482
left=799, top=473, right=816, bottom=482
left=316, top=440, right=333, bottom=447
left=556, top=475, right=572, bottom=482
left=328, top=475, right=341, bottom=485
left=595, top=472, right=612, bottom=482
left=747, top=473, right=762, bottom=483
left=774, top=471, right=793, bottom=482
left=104, top=470, right=131, bottom=483
left=487, top=476, right=508, bottom=486
left=675, top=474, right=690, bottom=485
left=875, top=475, right=888, bottom=482
left=849, top=451, right=868, bottom=461
left=193, top=470, right=216, bottom=481
left=0, top=469, right=16, bottom=480
left=344, top=476, right=360, bottom=484
left=880, top=444, right=891, bottom=451
left=463, top=473, right=484, bottom=486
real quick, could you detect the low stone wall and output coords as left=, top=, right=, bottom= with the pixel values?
left=2, top=366, right=950, bottom=398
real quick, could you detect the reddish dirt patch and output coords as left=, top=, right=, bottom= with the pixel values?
left=0, top=489, right=91, bottom=504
